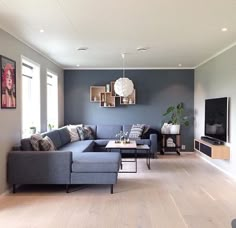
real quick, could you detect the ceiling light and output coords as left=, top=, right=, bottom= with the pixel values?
left=114, top=53, right=134, bottom=97
left=137, top=47, right=150, bottom=51
left=178, top=64, right=182, bottom=67
left=77, top=47, right=88, bottom=51
left=221, top=28, right=228, bottom=32
left=40, top=29, right=44, bottom=33
left=76, top=64, right=80, bottom=67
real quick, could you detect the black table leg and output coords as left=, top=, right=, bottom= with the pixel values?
left=110, top=184, right=113, bottom=194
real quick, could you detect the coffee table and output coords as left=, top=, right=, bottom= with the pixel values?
left=106, top=140, right=137, bottom=173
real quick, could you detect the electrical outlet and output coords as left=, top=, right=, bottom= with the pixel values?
left=181, top=145, right=186, bottom=150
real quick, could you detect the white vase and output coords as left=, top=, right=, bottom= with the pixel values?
left=170, top=124, right=180, bottom=134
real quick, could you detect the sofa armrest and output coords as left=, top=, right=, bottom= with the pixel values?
left=150, top=134, right=158, bottom=154
left=7, top=150, right=72, bottom=185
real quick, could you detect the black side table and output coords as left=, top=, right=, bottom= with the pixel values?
left=161, top=134, right=181, bottom=155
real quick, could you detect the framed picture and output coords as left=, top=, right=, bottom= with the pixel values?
left=0, top=55, right=16, bottom=109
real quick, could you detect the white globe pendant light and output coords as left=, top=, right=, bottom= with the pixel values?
left=114, top=53, right=134, bottom=97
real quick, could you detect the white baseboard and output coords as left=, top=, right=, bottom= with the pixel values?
left=197, top=151, right=236, bottom=181
left=0, top=188, right=11, bottom=197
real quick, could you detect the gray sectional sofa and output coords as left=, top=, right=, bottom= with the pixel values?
left=8, top=124, right=158, bottom=194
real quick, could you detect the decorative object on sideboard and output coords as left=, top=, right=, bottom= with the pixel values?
left=0, top=55, right=16, bottom=109
left=114, top=53, right=134, bottom=97
left=162, top=102, right=189, bottom=134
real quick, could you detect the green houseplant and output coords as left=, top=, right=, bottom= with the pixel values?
left=163, top=102, right=189, bottom=134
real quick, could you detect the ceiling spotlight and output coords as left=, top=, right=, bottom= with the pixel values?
left=221, top=27, right=228, bottom=32
left=77, top=47, right=88, bottom=51
left=76, top=64, right=80, bottom=67
left=40, top=29, right=44, bottom=33
left=137, top=47, right=150, bottom=51
left=178, top=64, right=182, bottom=67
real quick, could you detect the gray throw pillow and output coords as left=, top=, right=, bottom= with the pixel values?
left=39, top=136, right=56, bottom=151
left=77, top=126, right=94, bottom=140
left=30, top=134, right=43, bottom=151
left=129, top=124, right=145, bottom=139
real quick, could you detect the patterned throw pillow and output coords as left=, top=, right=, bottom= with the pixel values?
left=30, top=134, right=43, bottom=151
left=77, top=126, right=94, bottom=140
left=67, top=124, right=83, bottom=142
left=39, top=136, right=56, bottom=151
left=129, top=124, right=145, bottom=139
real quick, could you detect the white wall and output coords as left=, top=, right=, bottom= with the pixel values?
left=195, top=45, right=236, bottom=176
left=0, top=28, right=64, bottom=194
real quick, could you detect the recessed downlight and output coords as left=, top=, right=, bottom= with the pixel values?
left=40, top=29, right=44, bottom=33
left=77, top=47, right=88, bottom=51
left=221, top=27, right=228, bottom=32
left=76, top=64, right=80, bottom=67
left=137, top=47, right=150, bottom=51
left=178, top=64, right=182, bottom=67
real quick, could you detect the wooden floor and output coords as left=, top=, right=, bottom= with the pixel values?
left=1, top=153, right=236, bottom=228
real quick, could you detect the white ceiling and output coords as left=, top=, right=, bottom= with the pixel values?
left=0, top=0, right=235, bottom=69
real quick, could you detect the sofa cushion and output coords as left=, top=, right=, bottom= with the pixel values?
left=96, top=125, right=122, bottom=139
left=72, top=152, right=121, bottom=173
left=136, top=139, right=151, bottom=146
left=59, top=140, right=95, bottom=160
left=58, top=127, right=71, bottom=146
left=42, top=130, right=62, bottom=149
left=21, top=138, right=33, bottom=151
left=94, top=139, right=109, bottom=147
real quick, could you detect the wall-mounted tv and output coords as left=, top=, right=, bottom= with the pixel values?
left=205, top=97, right=229, bottom=142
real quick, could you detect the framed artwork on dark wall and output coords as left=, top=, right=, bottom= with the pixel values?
left=0, top=55, right=16, bottom=109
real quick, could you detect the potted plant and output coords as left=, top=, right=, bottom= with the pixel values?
left=163, top=102, right=189, bottom=134
left=48, top=123, right=55, bottom=131
left=29, top=126, right=36, bottom=134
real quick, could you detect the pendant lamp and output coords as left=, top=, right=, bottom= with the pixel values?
left=114, top=53, right=134, bottom=97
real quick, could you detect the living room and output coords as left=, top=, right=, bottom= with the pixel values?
left=0, top=0, right=236, bottom=227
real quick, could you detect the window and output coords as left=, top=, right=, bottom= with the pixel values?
left=47, top=71, right=58, bottom=130
left=21, top=57, right=40, bottom=137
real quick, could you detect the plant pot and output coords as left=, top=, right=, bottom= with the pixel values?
left=170, top=124, right=180, bottom=134
left=30, top=127, right=36, bottom=135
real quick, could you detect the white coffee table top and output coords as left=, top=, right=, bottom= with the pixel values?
left=106, top=140, right=137, bottom=149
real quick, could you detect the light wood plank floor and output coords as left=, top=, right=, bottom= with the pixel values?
left=1, top=153, right=236, bottom=228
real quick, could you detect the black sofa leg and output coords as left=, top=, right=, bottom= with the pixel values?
left=110, top=184, right=113, bottom=194
left=66, top=184, right=69, bottom=193
left=12, top=184, right=16, bottom=194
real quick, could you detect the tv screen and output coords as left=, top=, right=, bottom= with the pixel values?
left=205, top=97, right=228, bottom=142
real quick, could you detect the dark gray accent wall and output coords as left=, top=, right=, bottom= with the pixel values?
left=64, top=69, right=194, bottom=151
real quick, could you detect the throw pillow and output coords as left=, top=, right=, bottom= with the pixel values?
left=30, top=134, right=43, bottom=151
left=67, top=124, right=83, bottom=142
left=77, top=126, right=94, bottom=140
left=129, top=124, right=145, bottom=139
left=39, top=136, right=56, bottom=151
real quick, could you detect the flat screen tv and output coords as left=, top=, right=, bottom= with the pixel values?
left=205, top=97, right=229, bottom=142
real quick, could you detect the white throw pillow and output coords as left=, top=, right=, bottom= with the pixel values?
left=39, top=136, right=56, bottom=151
left=30, top=134, right=43, bottom=151
left=67, top=124, right=83, bottom=142
left=129, top=124, right=145, bottom=139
